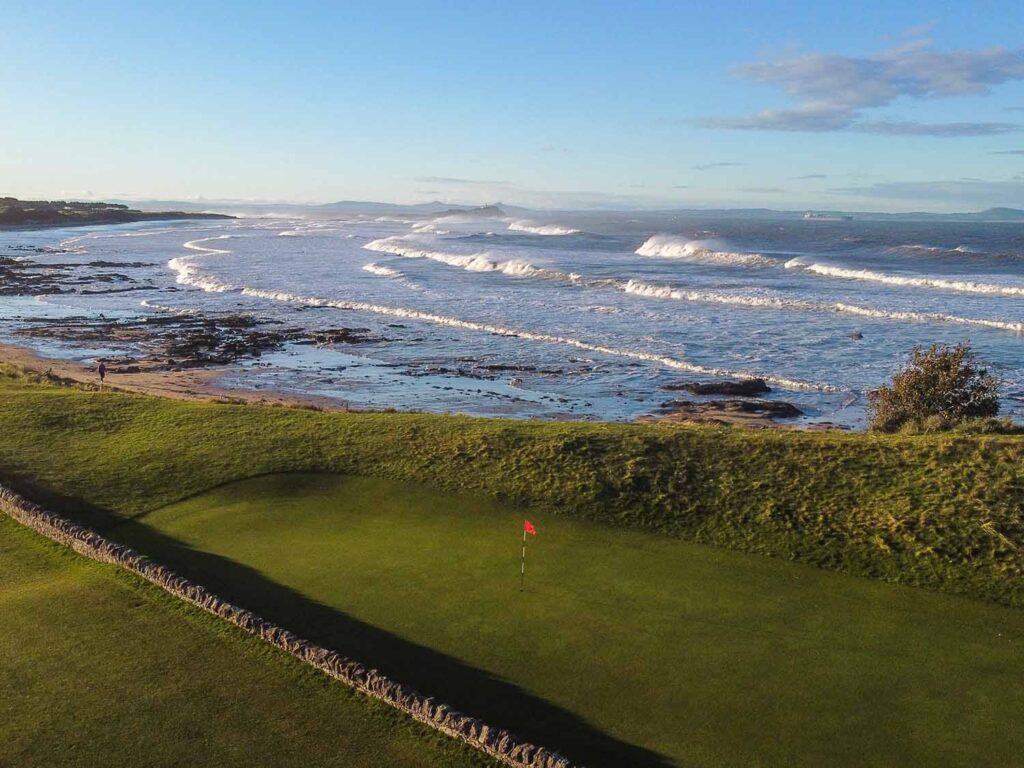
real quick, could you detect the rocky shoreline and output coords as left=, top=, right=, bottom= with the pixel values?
left=3, top=232, right=845, bottom=427
left=16, top=312, right=385, bottom=376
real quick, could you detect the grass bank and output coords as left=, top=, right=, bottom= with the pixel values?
left=121, top=472, right=1024, bottom=768
left=0, top=515, right=493, bottom=768
left=0, top=370, right=1020, bottom=606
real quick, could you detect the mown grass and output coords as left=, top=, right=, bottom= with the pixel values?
left=0, top=370, right=1021, bottom=606
left=0, top=515, right=494, bottom=768
left=133, top=473, right=1024, bottom=768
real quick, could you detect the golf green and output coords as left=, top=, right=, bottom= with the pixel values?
left=0, top=515, right=494, bottom=768
left=126, top=472, right=1024, bottom=768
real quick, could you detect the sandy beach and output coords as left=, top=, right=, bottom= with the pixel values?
left=0, top=342, right=342, bottom=411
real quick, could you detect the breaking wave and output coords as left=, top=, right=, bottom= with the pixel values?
left=166, top=254, right=832, bottom=391
left=363, top=236, right=1024, bottom=334
left=785, top=258, right=1024, bottom=297
left=364, top=236, right=562, bottom=279
left=635, top=235, right=774, bottom=267
left=182, top=235, right=233, bottom=255
left=167, top=235, right=236, bottom=292
left=362, top=262, right=404, bottom=278
left=621, top=279, right=1023, bottom=332
left=507, top=220, right=581, bottom=236
left=889, top=243, right=984, bottom=257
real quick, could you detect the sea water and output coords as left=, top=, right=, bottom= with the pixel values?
left=2, top=210, right=1022, bottom=426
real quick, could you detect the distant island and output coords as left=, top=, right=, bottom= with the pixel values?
left=0, top=197, right=234, bottom=229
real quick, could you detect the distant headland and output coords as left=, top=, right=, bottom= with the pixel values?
left=0, top=197, right=234, bottom=229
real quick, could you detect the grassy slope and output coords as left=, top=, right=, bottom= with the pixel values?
left=0, top=516, right=493, bottom=768
left=0, top=373, right=1020, bottom=605
left=139, top=473, right=1024, bottom=768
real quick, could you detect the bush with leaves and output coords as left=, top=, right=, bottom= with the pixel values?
left=868, top=343, right=1000, bottom=432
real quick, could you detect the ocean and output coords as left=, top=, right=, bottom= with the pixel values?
left=2, top=209, right=1023, bottom=427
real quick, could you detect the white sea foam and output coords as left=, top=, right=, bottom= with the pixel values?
left=635, top=235, right=774, bottom=267
left=785, top=258, right=1024, bottom=297
left=364, top=236, right=549, bottom=278
left=166, top=254, right=832, bottom=391
left=362, top=262, right=404, bottom=278
left=621, top=280, right=1024, bottom=332
left=182, top=235, right=234, bottom=255
left=507, top=220, right=581, bottom=236
left=890, top=243, right=983, bottom=257
left=830, top=303, right=1024, bottom=332
left=167, top=235, right=236, bottom=291
left=140, top=299, right=199, bottom=316
left=364, top=236, right=1024, bottom=333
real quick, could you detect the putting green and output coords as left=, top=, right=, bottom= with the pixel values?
left=129, top=473, right=1024, bottom=768
left=0, top=515, right=493, bottom=768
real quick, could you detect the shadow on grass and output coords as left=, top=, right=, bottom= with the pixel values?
left=7, top=477, right=675, bottom=768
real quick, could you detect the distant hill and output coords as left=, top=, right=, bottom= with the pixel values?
left=0, top=198, right=233, bottom=228
left=975, top=207, right=1024, bottom=221
left=431, top=204, right=506, bottom=218
left=315, top=200, right=468, bottom=215
left=73, top=197, right=1024, bottom=222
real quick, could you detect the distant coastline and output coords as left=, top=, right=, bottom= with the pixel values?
left=0, top=197, right=234, bottom=230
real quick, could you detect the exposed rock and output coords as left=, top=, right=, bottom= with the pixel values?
left=14, top=313, right=395, bottom=374
left=301, top=327, right=383, bottom=345
left=661, top=378, right=770, bottom=396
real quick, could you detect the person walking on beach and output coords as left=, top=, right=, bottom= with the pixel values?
left=98, top=362, right=107, bottom=390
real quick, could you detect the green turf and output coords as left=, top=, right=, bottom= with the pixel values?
left=0, top=515, right=495, bottom=768
left=114, top=472, right=1024, bottom=768
left=0, top=370, right=1021, bottom=606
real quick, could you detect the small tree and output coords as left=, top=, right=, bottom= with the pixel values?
left=868, top=343, right=999, bottom=432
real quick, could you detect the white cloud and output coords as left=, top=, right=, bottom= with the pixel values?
left=700, top=41, right=1024, bottom=135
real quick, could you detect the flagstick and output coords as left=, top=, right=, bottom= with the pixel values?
left=520, top=527, right=527, bottom=592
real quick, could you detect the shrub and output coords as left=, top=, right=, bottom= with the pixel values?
left=869, top=343, right=999, bottom=432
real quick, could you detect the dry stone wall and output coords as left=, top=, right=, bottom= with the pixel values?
left=0, top=484, right=576, bottom=768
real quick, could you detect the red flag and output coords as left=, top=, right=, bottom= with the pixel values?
left=523, top=519, right=537, bottom=536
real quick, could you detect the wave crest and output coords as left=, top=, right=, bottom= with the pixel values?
left=364, top=236, right=547, bottom=278
left=785, top=258, right=1024, bottom=297
left=635, top=235, right=774, bottom=267
left=622, top=279, right=1024, bottom=332
left=362, top=262, right=404, bottom=278
left=507, top=220, right=580, bottom=236
left=165, top=252, right=832, bottom=391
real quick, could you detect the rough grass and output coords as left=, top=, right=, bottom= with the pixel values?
left=0, top=371, right=1021, bottom=606
left=131, top=473, right=1024, bottom=768
left=0, top=515, right=494, bottom=768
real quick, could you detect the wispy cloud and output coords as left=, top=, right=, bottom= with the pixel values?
left=991, top=149, right=1024, bottom=154
left=793, top=174, right=827, bottom=179
left=901, top=21, right=937, bottom=39
left=829, top=177, right=1024, bottom=205
left=739, top=186, right=785, bottom=193
left=856, top=120, right=1017, bottom=136
left=699, top=40, right=1024, bottom=136
left=690, top=161, right=744, bottom=171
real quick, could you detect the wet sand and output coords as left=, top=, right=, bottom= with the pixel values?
left=0, top=342, right=342, bottom=411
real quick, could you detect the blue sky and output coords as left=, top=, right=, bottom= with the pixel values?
left=2, top=1, right=1023, bottom=211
